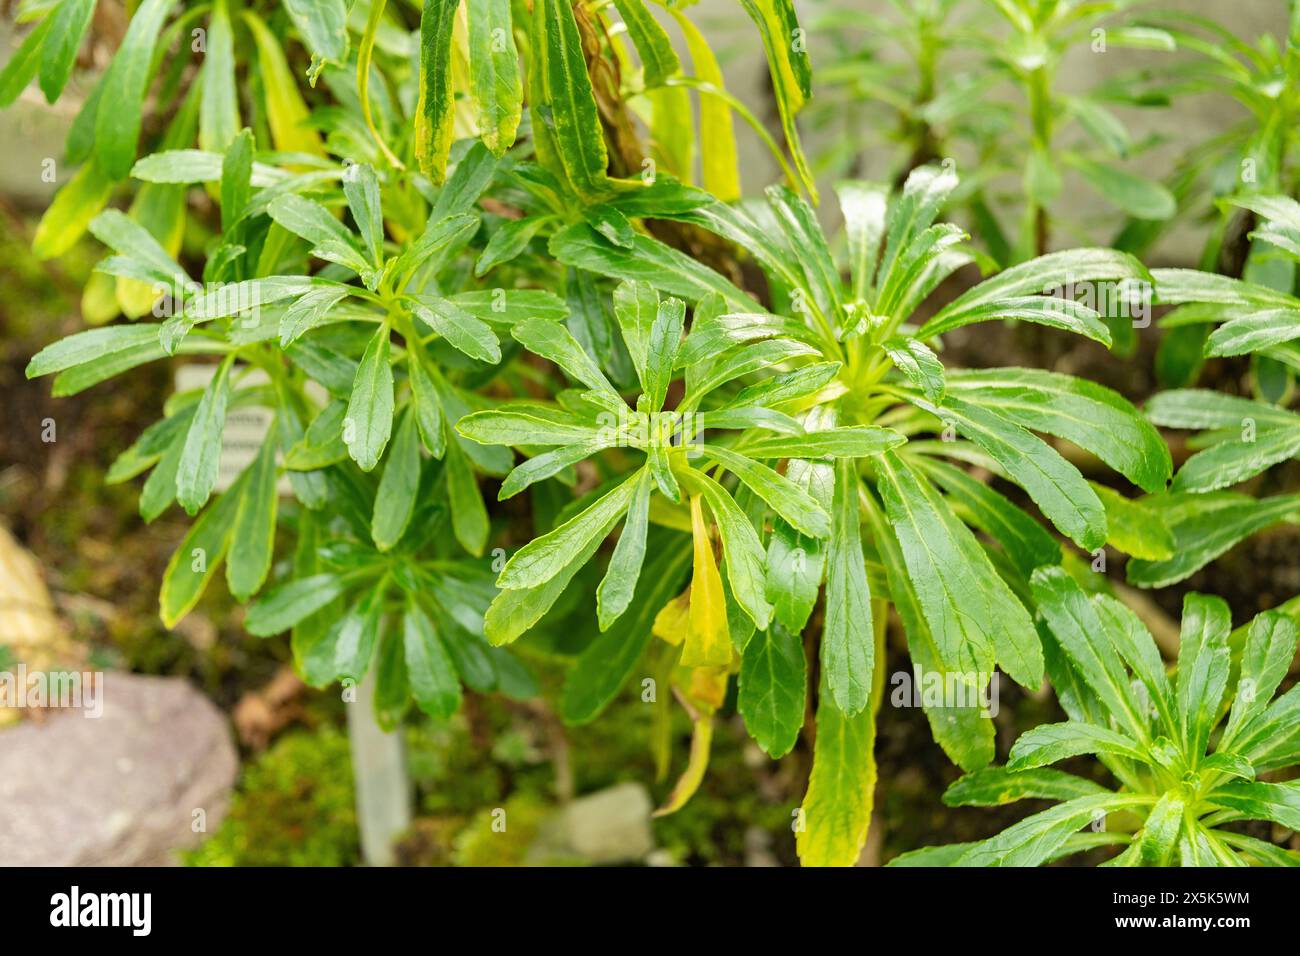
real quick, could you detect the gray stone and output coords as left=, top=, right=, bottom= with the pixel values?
left=526, top=782, right=656, bottom=865
left=0, top=672, right=237, bottom=866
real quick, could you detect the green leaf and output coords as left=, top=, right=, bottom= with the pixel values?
left=1067, top=155, right=1176, bottom=220
left=595, top=470, right=652, bottom=631
left=954, top=793, right=1149, bottom=867
left=883, top=337, right=945, bottom=402
left=0, top=17, right=53, bottom=108
left=876, top=451, right=1040, bottom=687
left=550, top=223, right=760, bottom=311
left=1175, top=424, right=1300, bottom=494
left=739, top=621, right=806, bottom=758
left=1207, top=781, right=1300, bottom=831
left=279, top=286, right=350, bottom=347
left=1127, top=492, right=1300, bottom=588
left=943, top=767, right=1109, bottom=807
left=403, top=600, right=461, bottom=720
left=413, top=299, right=502, bottom=366
left=945, top=369, right=1171, bottom=493
left=531, top=0, right=611, bottom=198
left=1030, top=566, right=1151, bottom=739
left=95, top=0, right=179, bottom=179
left=1092, top=483, right=1175, bottom=560
left=1008, top=722, right=1147, bottom=770
left=915, top=392, right=1106, bottom=551
left=864, top=490, right=995, bottom=772
left=920, top=295, right=1111, bottom=346
left=744, top=426, right=906, bottom=460
left=926, top=248, right=1150, bottom=332
left=498, top=472, right=642, bottom=590
left=226, top=434, right=279, bottom=601
left=415, top=0, right=458, bottom=182
left=614, top=0, right=678, bottom=88
left=836, top=180, right=889, bottom=300
left=342, top=162, right=384, bottom=265
left=282, top=0, right=349, bottom=70
left=705, top=445, right=830, bottom=539
left=176, top=359, right=232, bottom=515
left=511, top=316, right=621, bottom=403
left=39, top=0, right=95, bottom=102
left=1224, top=611, right=1299, bottom=745
left=797, top=674, right=877, bottom=866
left=1176, top=592, right=1231, bottom=758
left=1135, top=792, right=1183, bottom=866
left=689, top=470, right=773, bottom=630
left=372, top=409, right=421, bottom=551
left=158, top=475, right=244, bottom=628
left=219, top=129, right=253, bottom=229
left=199, top=0, right=239, bottom=151
left=466, top=0, right=522, bottom=155
left=445, top=438, right=489, bottom=556
left=646, top=299, right=686, bottom=416
left=475, top=216, right=549, bottom=276
left=820, top=458, right=873, bottom=715
left=457, top=409, right=597, bottom=447
left=333, top=581, right=386, bottom=681
left=561, top=533, right=691, bottom=723
left=1206, top=307, right=1300, bottom=357
left=914, top=457, right=1061, bottom=576
left=408, top=357, right=446, bottom=458
left=344, top=325, right=395, bottom=471
left=245, top=573, right=349, bottom=636
left=266, top=194, right=355, bottom=249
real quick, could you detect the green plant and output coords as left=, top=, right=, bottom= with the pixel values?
left=975, top=0, right=1177, bottom=263
left=1131, top=193, right=1300, bottom=590
left=894, top=567, right=1300, bottom=866
left=458, top=161, right=1179, bottom=864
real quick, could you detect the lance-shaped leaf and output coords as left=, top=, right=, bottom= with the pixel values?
left=1176, top=593, right=1231, bottom=759
left=739, top=621, right=806, bottom=758
left=945, top=368, right=1171, bottom=493
left=496, top=473, right=642, bottom=590
left=344, top=325, right=395, bottom=472
left=226, top=433, right=279, bottom=601
left=372, top=409, right=422, bottom=552
left=176, top=358, right=232, bottom=515
left=684, top=494, right=731, bottom=667
left=158, top=471, right=245, bottom=627
left=1127, top=492, right=1300, bottom=588
left=797, top=673, right=877, bottom=866
left=820, top=459, right=873, bottom=715
left=410, top=295, right=502, bottom=364
left=1030, top=567, right=1151, bottom=740
left=1008, top=722, right=1147, bottom=771
left=615, top=0, right=678, bottom=88
left=415, top=0, right=458, bottom=182
left=511, top=317, right=622, bottom=407
left=466, top=0, right=522, bottom=155
left=342, top=162, right=384, bottom=265
left=744, top=426, right=906, bottom=460
left=954, top=793, right=1150, bottom=867
left=403, top=600, right=461, bottom=720
left=705, top=445, right=830, bottom=539
left=876, top=451, right=1040, bottom=688
left=95, top=0, right=178, bottom=178
left=912, top=392, right=1105, bottom=552
left=596, top=470, right=652, bottom=631
left=919, top=295, right=1112, bottom=346
left=1223, top=612, right=1299, bottom=746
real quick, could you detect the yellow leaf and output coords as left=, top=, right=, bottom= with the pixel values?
left=683, top=494, right=730, bottom=667
left=652, top=714, right=713, bottom=817
left=243, top=11, right=325, bottom=157
left=652, top=590, right=690, bottom=646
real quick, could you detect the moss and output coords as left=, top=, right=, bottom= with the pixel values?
left=186, top=726, right=359, bottom=867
